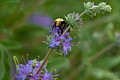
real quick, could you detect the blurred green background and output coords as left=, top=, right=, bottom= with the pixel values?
left=0, top=0, right=120, bottom=80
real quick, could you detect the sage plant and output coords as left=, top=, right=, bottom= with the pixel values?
left=13, top=2, right=111, bottom=80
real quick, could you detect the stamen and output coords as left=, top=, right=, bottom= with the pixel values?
left=73, top=36, right=77, bottom=39
left=27, top=54, right=29, bottom=62
left=13, top=56, right=19, bottom=68
left=22, top=55, right=26, bottom=64
left=71, top=42, right=80, bottom=46
left=38, top=56, right=40, bottom=61
left=52, top=69, right=56, bottom=73
left=54, top=78, right=58, bottom=80
left=40, top=70, right=44, bottom=75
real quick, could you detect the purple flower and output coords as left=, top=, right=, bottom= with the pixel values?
left=49, top=28, right=64, bottom=48
left=42, top=70, right=53, bottom=80
left=49, top=37, right=60, bottom=48
left=16, top=60, right=38, bottom=80
left=16, top=64, right=31, bottom=80
left=63, top=37, right=72, bottom=56
left=49, top=27, right=72, bottom=56
left=16, top=59, right=56, bottom=80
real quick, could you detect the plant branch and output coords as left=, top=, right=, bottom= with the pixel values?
left=61, top=26, right=70, bottom=36
left=36, top=48, right=53, bottom=74
left=79, top=11, right=86, bottom=17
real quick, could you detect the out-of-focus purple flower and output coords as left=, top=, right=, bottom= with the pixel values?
left=16, top=59, right=56, bottom=80
left=28, top=13, right=52, bottom=28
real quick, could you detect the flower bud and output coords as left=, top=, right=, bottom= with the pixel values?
left=98, top=2, right=112, bottom=13
left=65, top=12, right=82, bottom=29
left=84, top=2, right=98, bottom=17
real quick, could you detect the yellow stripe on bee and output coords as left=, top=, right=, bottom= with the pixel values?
left=55, top=18, right=64, bottom=26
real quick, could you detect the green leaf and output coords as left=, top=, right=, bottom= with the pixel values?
left=95, top=56, right=120, bottom=69
left=0, top=40, right=22, bottom=50
left=92, top=68, right=120, bottom=80
left=0, top=45, right=11, bottom=80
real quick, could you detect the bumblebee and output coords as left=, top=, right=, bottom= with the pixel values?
left=52, top=18, right=70, bottom=35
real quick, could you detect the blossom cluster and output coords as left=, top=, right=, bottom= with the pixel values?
left=65, top=12, right=83, bottom=30
left=15, top=59, right=57, bottom=80
left=84, top=2, right=112, bottom=17
left=49, top=27, right=72, bottom=56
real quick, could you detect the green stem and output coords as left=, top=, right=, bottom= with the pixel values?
left=61, top=26, right=70, bottom=36
left=36, top=49, right=53, bottom=74
left=79, top=11, right=86, bottom=17
left=12, top=72, right=17, bottom=80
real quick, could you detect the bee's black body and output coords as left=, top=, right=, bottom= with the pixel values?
left=52, top=18, right=70, bottom=35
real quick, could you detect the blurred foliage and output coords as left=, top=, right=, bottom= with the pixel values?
left=0, top=0, right=120, bottom=80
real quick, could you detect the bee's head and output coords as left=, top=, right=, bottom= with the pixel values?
left=54, top=18, right=64, bottom=26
